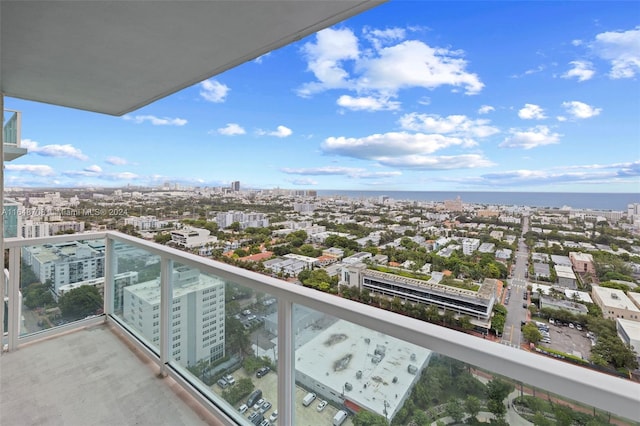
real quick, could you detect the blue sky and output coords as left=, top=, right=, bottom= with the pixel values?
left=5, top=1, right=640, bottom=193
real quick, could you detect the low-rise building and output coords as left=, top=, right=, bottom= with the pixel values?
left=569, top=251, right=596, bottom=276
left=591, top=286, right=640, bottom=322
left=554, top=264, right=577, bottom=289
left=616, top=319, right=640, bottom=361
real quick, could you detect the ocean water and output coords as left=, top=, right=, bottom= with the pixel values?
left=316, top=191, right=639, bottom=211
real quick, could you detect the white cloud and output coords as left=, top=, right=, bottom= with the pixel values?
left=358, top=40, right=484, bottom=95
left=200, top=79, right=230, bottom=102
left=84, top=165, right=103, bottom=173
left=321, top=132, right=475, bottom=163
left=5, top=164, right=55, bottom=176
left=257, top=125, right=292, bottom=138
left=399, top=113, right=499, bottom=138
left=298, top=27, right=484, bottom=98
left=21, top=139, right=88, bottom=160
left=287, top=178, right=319, bottom=186
left=254, top=52, right=271, bottom=64
left=374, top=154, right=494, bottom=170
left=478, top=105, right=495, bottom=114
left=282, top=166, right=360, bottom=176
left=363, top=27, right=407, bottom=50
left=112, top=172, right=139, bottom=180
left=518, top=104, right=547, bottom=120
left=500, top=126, right=561, bottom=149
left=217, top=123, right=246, bottom=136
left=591, top=26, right=640, bottom=79
left=556, top=116, right=567, bottom=122
left=106, top=156, right=128, bottom=165
left=281, top=166, right=402, bottom=179
left=471, top=161, right=640, bottom=187
left=562, top=101, right=602, bottom=119
left=123, top=115, right=187, bottom=126
left=336, top=95, right=400, bottom=111
left=562, top=60, right=595, bottom=82
left=298, top=28, right=359, bottom=96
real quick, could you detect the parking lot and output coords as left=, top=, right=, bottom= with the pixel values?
left=211, top=367, right=353, bottom=426
left=536, top=321, right=593, bottom=360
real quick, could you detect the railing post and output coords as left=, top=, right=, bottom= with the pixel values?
left=103, top=236, right=114, bottom=316
left=277, top=299, right=295, bottom=426
left=7, top=246, right=20, bottom=351
left=159, top=256, right=173, bottom=376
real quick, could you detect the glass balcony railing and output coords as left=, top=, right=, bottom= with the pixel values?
left=3, top=109, right=27, bottom=161
left=3, top=109, right=20, bottom=146
left=3, top=232, right=639, bottom=425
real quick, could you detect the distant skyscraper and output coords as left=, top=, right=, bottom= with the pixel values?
left=231, top=181, right=240, bottom=192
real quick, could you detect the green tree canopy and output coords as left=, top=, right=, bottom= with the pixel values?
left=58, top=285, right=103, bottom=318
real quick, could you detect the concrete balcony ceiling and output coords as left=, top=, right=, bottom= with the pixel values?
left=0, top=0, right=384, bottom=116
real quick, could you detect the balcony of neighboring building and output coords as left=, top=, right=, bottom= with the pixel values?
left=3, top=109, right=27, bottom=161
left=2, top=232, right=639, bottom=426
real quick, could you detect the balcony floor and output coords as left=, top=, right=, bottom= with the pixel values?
left=0, top=323, right=222, bottom=426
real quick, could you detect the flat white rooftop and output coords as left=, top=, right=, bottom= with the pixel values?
left=0, top=324, right=220, bottom=426
left=295, top=319, right=431, bottom=419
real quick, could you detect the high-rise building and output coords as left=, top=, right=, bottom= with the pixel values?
left=231, top=181, right=240, bottom=192
left=123, top=266, right=226, bottom=367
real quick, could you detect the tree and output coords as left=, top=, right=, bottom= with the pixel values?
left=465, top=395, right=481, bottom=421
left=457, top=315, right=473, bottom=331
left=485, top=378, right=513, bottom=420
left=522, top=323, right=542, bottom=344
left=352, top=410, right=388, bottom=426
left=58, top=285, right=103, bottom=318
left=445, top=398, right=464, bottom=423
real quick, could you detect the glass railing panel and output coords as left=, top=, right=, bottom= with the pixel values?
left=167, top=262, right=279, bottom=425
left=291, top=305, right=637, bottom=426
left=18, top=238, right=106, bottom=336
left=110, top=241, right=161, bottom=352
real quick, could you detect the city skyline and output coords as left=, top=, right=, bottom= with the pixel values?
left=4, top=1, right=639, bottom=193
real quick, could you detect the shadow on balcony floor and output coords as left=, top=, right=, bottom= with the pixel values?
left=0, top=323, right=223, bottom=426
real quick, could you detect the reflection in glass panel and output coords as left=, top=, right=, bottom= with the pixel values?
left=168, top=263, right=278, bottom=425
left=112, top=242, right=160, bottom=351
left=292, top=306, right=633, bottom=426
left=19, top=239, right=106, bottom=336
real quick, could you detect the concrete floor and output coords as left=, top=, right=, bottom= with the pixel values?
left=0, top=324, right=223, bottom=426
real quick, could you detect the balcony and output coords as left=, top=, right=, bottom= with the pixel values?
left=2, top=109, right=27, bottom=162
left=2, top=232, right=639, bottom=425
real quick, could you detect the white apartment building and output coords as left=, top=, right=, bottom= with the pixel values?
left=215, top=211, right=268, bottom=230
left=123, top=266, right=225, bottom=367
left=170, top=227, right=218, bottom=249
left=462, top=238, right=480, bottom=255
left=124, top=215, right=167, bottom=230
left=58, top=271, right=139, bottom=307
left=21, top=240, right=105, bottom=298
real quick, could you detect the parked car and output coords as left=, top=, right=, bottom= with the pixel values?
left=252, top=398, right=265, bottom=411
left=248, top=412, right=260, bottom=422
left=569, top=323, right=575, bottom=329
left=317, top=400, right=328, bottom=411
left=256, top=366, right=271, bottom=378
left=258, top=420, right=270, bottom=426
left=259, top=401, right=272, bottom=414
left=216, top=378, right=228, bottom=389
left=238, top=404, right=248, bottom=414
left=224, top=374, right=235, bottom=385
left=576, top=324, right=583, bottom=331
left=269, top=411, right=278, bottom=422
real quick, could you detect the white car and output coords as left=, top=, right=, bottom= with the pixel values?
left=269, top=411, right=278, bottom=422
left=253, top=398, right=265, bottom=411
left=238, top=404, right=248, bottom=414
left=316, top=400, right=328, bottom=412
